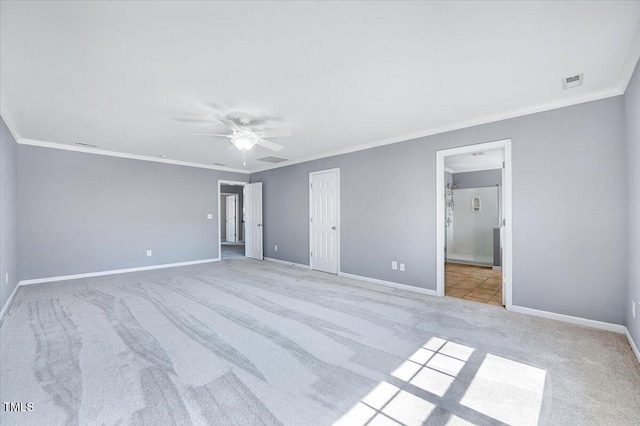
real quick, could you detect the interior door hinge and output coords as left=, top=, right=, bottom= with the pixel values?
left=310, top=217, right=313, bottom=223
left=502, top=161, right=505, bottom=169
left=503, top=219, right=506, bottom=226
left=310, top=183, right=313, bottom=189
left=310, top=251, right=313, bottom=257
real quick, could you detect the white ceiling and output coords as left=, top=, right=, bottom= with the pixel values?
left=445, top=148, right=504, bottom=173
left=2, top=1, right=639, bottom=173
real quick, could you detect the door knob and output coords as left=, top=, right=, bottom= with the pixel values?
left=332, top=226, right=336, bottom=230
left=258, top=224, right=262, bottom=227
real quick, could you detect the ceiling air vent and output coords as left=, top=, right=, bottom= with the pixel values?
left=213, top=162, right=226, bottom=166
left=76, top=142, right=98, bottom=148
left=562, top=74, right=584, bottom=90
left=257, top=156, right=290, bottom=163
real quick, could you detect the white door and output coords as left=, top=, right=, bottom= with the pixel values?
left=226, top=195, right=236, bottom=243
left=310, top=169, right=339, bottom=274
left=501, top=163, right=506, bottom=305
left=244, top=182, right=263, bottom=260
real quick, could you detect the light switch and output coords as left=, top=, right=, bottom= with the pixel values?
left=207, top=214, right=213, bottom=220
left=147, top=250, right=152, bottom=257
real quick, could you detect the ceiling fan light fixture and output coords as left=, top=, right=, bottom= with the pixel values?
left=232, top=137, right=254, bottom=151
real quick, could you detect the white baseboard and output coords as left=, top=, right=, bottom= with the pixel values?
left=0, top=282, right=22, bottom=321
left=625, top=328, right=640, bottom=365
left=338, top=272, right=437, bottom=297
left=263, top=257, right=310, bottom=269
left=511, top=305, right=626, bottom=334
left=18, top=258, right=221, bottom=286
left=448, top=254, right=493, bottom=264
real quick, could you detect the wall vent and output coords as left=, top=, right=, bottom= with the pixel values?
left=257, top=156, right=290, bottom=163
left=562, top=74, right=584, bottom=90
left=76, top=142, right=99, bottom=148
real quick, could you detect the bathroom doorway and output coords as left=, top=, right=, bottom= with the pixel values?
left=436, top=139, right=513, bottom=308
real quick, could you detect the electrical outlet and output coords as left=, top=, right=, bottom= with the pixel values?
left=392, top=261, right=398, bottom=270
left=207, top=213, right=213, bottom=220
left=275, top=245, right=278, bottom=251
left=147, top=250, right=152, bottom=257
left=400, top=263, right=405, bottom=272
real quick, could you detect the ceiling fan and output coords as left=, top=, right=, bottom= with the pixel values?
left=190, top=117, right=290, bottom=165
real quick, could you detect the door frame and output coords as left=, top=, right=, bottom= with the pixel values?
left=218, top=179, right=249, bottom=259
left=221, top=193, right=239, bottom=243
left=309, top=168, right=341, bottom=273
left=436, top=139, right=513, bottom=310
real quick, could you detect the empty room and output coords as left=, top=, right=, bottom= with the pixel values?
left=1, top=1, right=640, bottom=425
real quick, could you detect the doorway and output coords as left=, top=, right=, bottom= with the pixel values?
left=223, top=194, right=239, bottom=243
left=218, top=180, right=248, bottom=260
left=309, top=168, right=340, bottom=274
left=436, top=139, right=513, bottom=309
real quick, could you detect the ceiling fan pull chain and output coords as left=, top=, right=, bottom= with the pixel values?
left=243, top=150, right=246, bottom=166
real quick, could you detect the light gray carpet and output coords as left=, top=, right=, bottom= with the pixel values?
left=1, top=259, right=638, bottom=425
left=221, top=244, right=246, bottom=259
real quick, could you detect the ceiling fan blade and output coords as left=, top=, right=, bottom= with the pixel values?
left=226, top=143, right=238, bottom=151
left=255, top=139, right=284, bottom=152
left=189, top=134, right=233, bottom=138
left=255, top=128, right=291, bottom=138
left=218, top=117, right=244, bottom=132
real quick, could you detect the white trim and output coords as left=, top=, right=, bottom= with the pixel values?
left=249, top=88, right=621, bottom=173
left=511, top=305, right=626, bottom=334
left=617, top=17, right=640, bottom=93
left=218, top=180, right=250, bottom=259
left=447, top=254, right=493, bottom=265
left=264, top=257, right=310, bottom=269
left=0, top=282, right=22, bottom=321
left=18, top=258, right=220, bottom=286
left=436, top=139, right=513, bottom=310
left=309, top=168, right=341, bottom=274
left=19, top=138, right=250, bottom=174
left=0, top=100, right=22, bottom=142
left=625, top=328, right=640, bottom=365
left=338, top=272, right=437, bottom=297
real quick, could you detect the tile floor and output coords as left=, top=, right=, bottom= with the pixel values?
left=445, top=263, right=503, bottom=306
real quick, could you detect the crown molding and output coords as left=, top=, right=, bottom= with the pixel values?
left=248, top=86, right=623, bottom=173
left=617, top=17, right=640, bottom=93
left=0, top=100, right=22, bottom=143
left=2, top=76, right=628, bottom=177
left=19, top=139, right=250, bottom=174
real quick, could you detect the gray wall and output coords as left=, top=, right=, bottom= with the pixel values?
left=625, top=61, right=640, bottom=345
left=18, top=145, right=246, bottom=280
left=0, top=117, right=19, bottom=312
left=252, top=96, right=627, bottom=325
left=453, top=169, right=502, bottom=189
